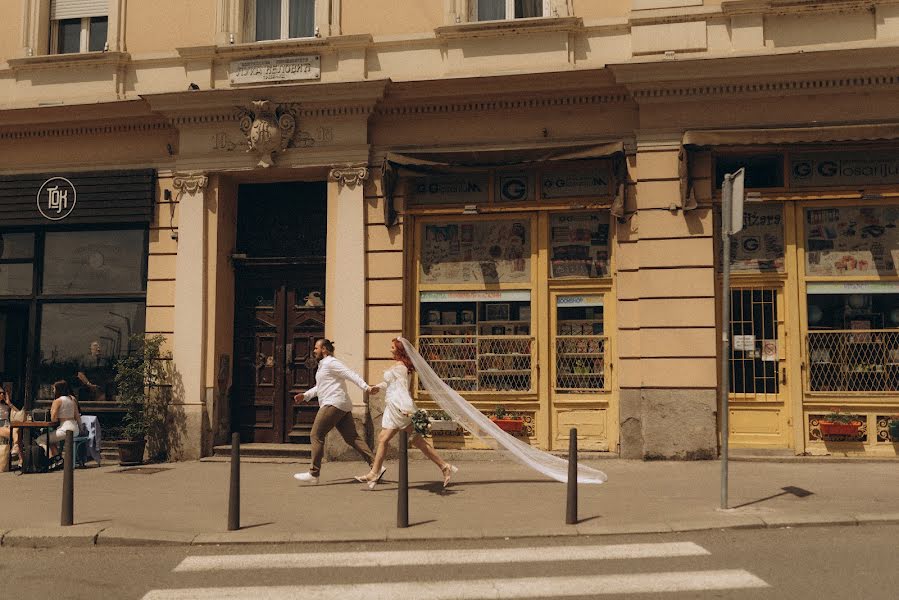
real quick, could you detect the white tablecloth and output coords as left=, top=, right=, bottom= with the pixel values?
left=80, top=415, right=102, bottom=465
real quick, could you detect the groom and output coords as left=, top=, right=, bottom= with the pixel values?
left=293, top=338, right=384, bottom=484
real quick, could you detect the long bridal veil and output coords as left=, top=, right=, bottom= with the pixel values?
left=398, top=337, right=607, bottom=484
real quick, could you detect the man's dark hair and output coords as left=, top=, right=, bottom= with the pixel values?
left=318, top=338, right=335, bottom=354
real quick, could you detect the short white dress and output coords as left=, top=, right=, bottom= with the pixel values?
left=377, top=364, right=418, bottom=430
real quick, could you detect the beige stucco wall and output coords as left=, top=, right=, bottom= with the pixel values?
left=125, top=0, right=218, bottom=54
left=342, top=0, right=442, bottom=36
left=0, top=1, right=23, bottom=62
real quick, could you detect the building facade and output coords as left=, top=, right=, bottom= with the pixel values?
left=1, top=0, right=898, bottom=460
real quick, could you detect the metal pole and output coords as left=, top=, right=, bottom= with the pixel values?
left=228, top=432, right=240, bottom=531
left=566, top=428, right=578, bottom=525
left=61, top=430, right=74, bottom=526
left=397, top=429, right=409, bottom=528
left=720, top=174, right=733, bottom=510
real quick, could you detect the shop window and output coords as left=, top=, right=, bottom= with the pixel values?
left=549, top=212, right=610, bottom=279
left=43, top=230, right=145, bottom=294
left=50, top=0, right=109, bottom=54
left=729, top=289, right=779, bottom=398
left=805, top=206, right=899, bottom=277
left=247, top=0, right=315, bottom=41
left=0, top=233, right=35, bottom=296
left=727, top=203, right=785, bottom=273
left=473, top=0, right=549, bottom=20
left=714, top=154, right=784, bottom=189
left=807, top=290, right=899, bottom=392
left=555, top=296, right=605, bottom=392
left=37, top=301, right=146, bottom=402
left=420, top=220, right=531, bottom=285
left=418, top=293, right=533, bottom=393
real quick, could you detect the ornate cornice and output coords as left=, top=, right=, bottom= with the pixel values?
left=0, top=120, right=174, bottom=141
left=377, top=93, right=632, bottom=117
left=173, top=173, right=208, bottom=199
left=328, top=165, right=369, bottom=188
left=721, top=0, right=898, bottom=17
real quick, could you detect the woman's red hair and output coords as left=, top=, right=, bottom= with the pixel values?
left=391, top=338, right=415, bottom=371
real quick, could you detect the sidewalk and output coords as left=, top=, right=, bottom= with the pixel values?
left=1, top=456, right=897, bottom=547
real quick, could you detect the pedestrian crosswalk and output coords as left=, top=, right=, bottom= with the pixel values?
left=142, top=541, right=769, bottom=599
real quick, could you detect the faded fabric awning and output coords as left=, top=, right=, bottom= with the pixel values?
left=381, top=142, right=626, bottom=226
left=682, top=123, right=899, bottom=147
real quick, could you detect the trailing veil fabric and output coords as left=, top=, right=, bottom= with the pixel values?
left=398, top=337, right=607, bottom=484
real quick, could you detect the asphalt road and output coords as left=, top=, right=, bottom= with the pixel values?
left=1, top=524, right=896, bottom=599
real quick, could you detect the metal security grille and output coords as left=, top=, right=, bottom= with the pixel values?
left=418, top=335, right=534, bottom=392
left=807, top=330, right=899, bottom=392
left=555, top=336, right=606, bottom=392
left=729, top=288, right=780, bottom=399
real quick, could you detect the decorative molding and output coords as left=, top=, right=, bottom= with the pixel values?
left=236, top=100, right=298, bottom=168
left=173, top=173, right=209, bottom=199
left=0, top=120, right=174, bottom=141
left=7, top=51, right=131, bottom=71
left=329, top=165, right=369, bottom=188
left=377, top=93, right=632, bottom=117
left=721, top=0, right=898, bottom=18
left=436, top=16, right=583, bottom=39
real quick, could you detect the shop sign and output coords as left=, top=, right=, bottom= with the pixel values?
left=541, top=166, right=611, bottom=199
left=420, top=290, right=531, bottom=302
left=807, top=281, right=899, bottom=294
left=410, top=175, right=489, bottom=205
left=229, top=56, right=321, bottom=85
left=556, top=295, right=603, bottom=307
left=790, top=151, right=899, bottom=188
left=36, top=177, right=76, bottom=221
left=496, top=172, right=534, bottom=203
left=728, top=203, right=784, bottom=273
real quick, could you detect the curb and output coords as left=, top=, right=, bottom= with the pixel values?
left=3, top=514, right=898, bottom=548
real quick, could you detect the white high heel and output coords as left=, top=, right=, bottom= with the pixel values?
left=442, top=464, right=459, bottom=488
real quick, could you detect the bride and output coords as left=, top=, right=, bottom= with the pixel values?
left=354, top=338, right=458, bottom=489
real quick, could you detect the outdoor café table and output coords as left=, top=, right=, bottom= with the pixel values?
left=8, top=421, right=55, bottom=473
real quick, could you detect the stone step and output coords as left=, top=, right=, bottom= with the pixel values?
left=211, top=442, right=312, bottom=459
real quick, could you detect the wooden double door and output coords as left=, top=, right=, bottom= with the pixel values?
left=234, top=266, right=325, bottom=443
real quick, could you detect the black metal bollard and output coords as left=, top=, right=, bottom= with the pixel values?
left=397, top=429, right=409, bottom=528
left=228, top=432, right=240, bottom=531
left=61, top=430, right=74, bottom=526
left=566, top=428, right=578, bottom=525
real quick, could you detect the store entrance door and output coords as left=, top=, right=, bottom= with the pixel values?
left=233, top=267, right=325, bottom=443
left=0, top=306, right=28, bottom=407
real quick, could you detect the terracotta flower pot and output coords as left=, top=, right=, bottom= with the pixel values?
left=490, top=417, right=524, bottom=433
left=819, top=421, right=862, bottom=438
left=117, top=439, right=146, bottom=466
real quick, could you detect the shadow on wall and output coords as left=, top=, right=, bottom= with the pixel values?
left=146, top=356, right=187, bottom=462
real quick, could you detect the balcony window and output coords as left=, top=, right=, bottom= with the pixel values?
left=50, top=1, right=108, bottom=54
left=474, top=0, right=548, bottom=21
left=251, top=0, right=315, bottom=41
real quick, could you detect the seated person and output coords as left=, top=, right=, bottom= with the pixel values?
left=0, top=388, right=23, bottom=459
left=37, top=380, right=82, bottom=458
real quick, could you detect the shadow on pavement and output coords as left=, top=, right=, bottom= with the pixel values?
left=732, top=485, right=814, bottom=509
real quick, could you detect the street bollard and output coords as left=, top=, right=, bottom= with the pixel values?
left=397, top=429, right=409, bottom=528
left=566, top=428, right=578, bottom=525
left=61, top=430, right=74, bottom=526
left=228, top=432, right=240, bottom=531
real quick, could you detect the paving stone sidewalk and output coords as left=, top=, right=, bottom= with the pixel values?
left=1, top=456, right=897, bottom=547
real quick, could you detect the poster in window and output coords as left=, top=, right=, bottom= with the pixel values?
left=420, top=220, right=530, bottom=284
left=550, top=212, right=610, bottom=278
left=729, top=203, right=785, bottom=273
left=804, top=205, right=899, bottom=276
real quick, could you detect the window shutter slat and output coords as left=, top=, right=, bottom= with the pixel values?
left=51, top=0, right=109, bottom=20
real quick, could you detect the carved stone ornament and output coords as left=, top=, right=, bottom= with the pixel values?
left=328, top=165, right=370, bottom=188
left=173, top=173, right=208, bottom=200
left=236, top=100, right=298, bottom=168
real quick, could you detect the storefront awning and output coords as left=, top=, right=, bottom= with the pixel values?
left=381, top=142, right=626, bottom=226
left=682, top=123, right=899, bottom=147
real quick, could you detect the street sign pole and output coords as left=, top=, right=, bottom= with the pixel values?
left=720, top=168, right=745, bottom=511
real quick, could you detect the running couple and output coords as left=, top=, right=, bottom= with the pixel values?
left=293, top=337, right=458, bottom=488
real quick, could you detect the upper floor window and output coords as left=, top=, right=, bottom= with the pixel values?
left=248, top=0, right=315, bottom=41
left=51, top=0, right=108, bottom=54
left=473, top=0, right=549, bottom=21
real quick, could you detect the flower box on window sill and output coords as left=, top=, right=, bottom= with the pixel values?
left=819, top=421, right=863, bottom=438
left=490, top=417, right=524, bottom=433
left=428, top=419, right=460, bottom=434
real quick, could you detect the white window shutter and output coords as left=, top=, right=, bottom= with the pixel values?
left=51, top=0, right=109, bottom=20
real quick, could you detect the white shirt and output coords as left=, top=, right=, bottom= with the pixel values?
left=302, top=355, right=370, bottom=412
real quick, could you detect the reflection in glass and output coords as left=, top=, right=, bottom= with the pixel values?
left=289, top=0, right=315, bottom=38
left=0, top=233, right=35, bottom=259
left=56, top=18, right=81, bottom=54
left=43, top=230, right=145, bottom=294
left=255, top=0, right=281, bottom=40
left=37, top=302, right=145, bottom=402
left=0, top=264, right=33, bottom=295
left=88, top=17, right=108, bottom=52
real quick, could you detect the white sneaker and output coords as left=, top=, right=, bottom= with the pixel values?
left=293, top=472, right=319, bottom=484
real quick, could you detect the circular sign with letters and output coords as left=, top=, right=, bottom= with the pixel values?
left=36, top=177, right=77, bottom=220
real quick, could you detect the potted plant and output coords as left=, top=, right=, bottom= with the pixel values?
left=490, top=405, right=524, bottom=433
left=888, top=415, right=899, bottom=442
left=114, top=334, right=169, bottom=465
left=428, top=410, right=460, bottom=434
left=818, top=409, right=864, bottom=440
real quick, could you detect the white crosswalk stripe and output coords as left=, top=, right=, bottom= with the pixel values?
left=174, top=542, right=710, bottom=572
left=144, top=541, right=771, bottom=599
